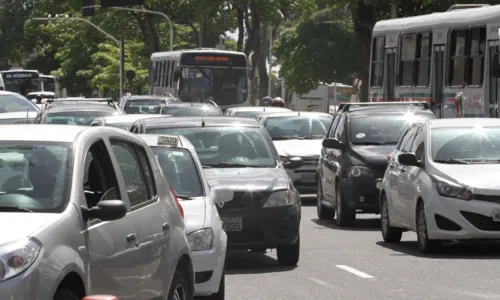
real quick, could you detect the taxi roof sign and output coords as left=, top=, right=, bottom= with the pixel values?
left=157, top=135, right=180, bottom=147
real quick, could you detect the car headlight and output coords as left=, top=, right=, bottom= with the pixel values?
left=348, top=166, right=373, bottom=177
left=263, top=190, right=297, bottom=207
left=430, top=174, right=472, bottom=200
left=187, top=228, right=213, bottom=251
left=0, top=239, right=41, bottom=282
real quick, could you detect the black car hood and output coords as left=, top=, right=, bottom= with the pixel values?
left=203, top=167, right=288, bottom=192
left=350, top=145, right=395, bottom=170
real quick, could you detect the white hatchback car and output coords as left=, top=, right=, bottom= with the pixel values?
left=139, top=134, right=233, bottom=299
left=380, top=118, right=500, bottom=253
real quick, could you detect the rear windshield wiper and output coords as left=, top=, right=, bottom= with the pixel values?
left=433, top=158, right=470, bottom=165
left=0, top=206, right=33, bottom=212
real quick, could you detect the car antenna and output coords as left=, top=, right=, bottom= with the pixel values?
left=201, top=119, right=206, bottom=127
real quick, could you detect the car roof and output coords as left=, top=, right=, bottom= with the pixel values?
left=258, top=111, right=333, bottom=118
left=125, top=95, right=178, bottom=100
left=428, top=118, right=500, bottom=128
left=99, top=114, right=166, bottom=123
left=139, top=116, right=261, bottom=128
left=46, top=104, right=121, bottom=113
left=166, top=102, right=219, bottom=108
left=227, top=106, right=291, bottom=112
left=0, top=111, right=38, bottom=119
left=138, top=134, right=196, bottom=152
left=346, top=107, right=434, bottom=116
left=0, top=124, right=88, bottom=142
left=0, top=91, right=22, bottom=96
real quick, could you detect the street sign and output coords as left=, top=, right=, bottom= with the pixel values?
left=100, top=0, right=144, bottom=7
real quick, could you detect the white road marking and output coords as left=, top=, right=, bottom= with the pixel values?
left=307, top=277, right=335, bottom=290
left=335, top=265, right=375, bottom=279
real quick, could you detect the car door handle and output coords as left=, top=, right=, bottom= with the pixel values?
left=126, top=233, right=137, bottom=242
left=162, top=222, right=170, bottom=231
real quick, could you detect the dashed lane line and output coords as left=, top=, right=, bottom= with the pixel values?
left=335, top=265, right=375, bottom=279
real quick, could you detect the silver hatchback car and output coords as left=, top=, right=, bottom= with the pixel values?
left=0, top=125, right=194, bottom=300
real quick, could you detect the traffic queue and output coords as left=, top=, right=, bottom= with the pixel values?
left=1, top=89, right=499, bottom=300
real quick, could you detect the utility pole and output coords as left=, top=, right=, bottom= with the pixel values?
left=267, top=26, right=273, bottom=97
left=391, top=3, right=397, bottom=19
left=120, top=36, right=125, bottom=97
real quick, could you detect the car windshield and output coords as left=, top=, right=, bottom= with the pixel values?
left=0, top=118, right=34, bottom=124
left=265, top=115, right=333, bottom=140
left=164, top=106, right=222, bottom=116
left=147, top=126, right=277, bottom=168
left=44, top=111, right=119, bottom=125
left=106, top=122, right=132, bottom=130
left=150, top=147, right=203, bottom=198
left=126, top=99, right=164, bottom=114
left=234, top=111, right=263, bottom=118
left=0, top=94, right=38, bottom=113
left=432, top=126, right=500, bottom=163
left=349, top=113, right=434, bottom=145
left=0, top=142, right=71, bottom=212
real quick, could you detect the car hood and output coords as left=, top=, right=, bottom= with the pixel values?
left=273, top=139, right=323, bottom=158
left=204, top=167, right=288, bottom=191
left=0, top=213, right=59, bottom=245
left=178, top=198, right=206, bottom=234
left=350, top=145, right=395, bottom=170
left=434, top=164, right=500, bottom=194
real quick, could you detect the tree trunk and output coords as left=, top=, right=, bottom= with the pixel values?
left=258, top=23, right=269, bottom=99
left=236, top=7, right=245, bottom=51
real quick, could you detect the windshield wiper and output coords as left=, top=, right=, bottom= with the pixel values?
left=202, top=165, right=212, bottom=169
left=352, top=141, right=386, bottom=145
left=206, top=162, right=252, bottom=168
left=272, top=136, right=305, bottom=140
left=176, top=195, right=195, bottom=200
left=433, top=158, right=470, bottom=165
left=0, top=206, right=33, bottom=212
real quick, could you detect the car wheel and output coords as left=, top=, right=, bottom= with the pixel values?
left=53, top=288, right=79, bottom=300
left=277, top=235, right=300, bottom=266
left=168, top=270, right=193, bottom=300
left=317, top=178, right=334, bottom=220
left=206, top=271, right=225, bottom=300
left=335, top=185, right=355, bottom=226
left=416, top=202, right=439, bottom=253
left=380, top=193, right=403, bottom=243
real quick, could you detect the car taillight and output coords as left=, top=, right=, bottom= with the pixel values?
left=169, top=185, right=184, bottom=219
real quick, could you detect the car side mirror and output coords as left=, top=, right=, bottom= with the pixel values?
left=398, top=153, right=419, bottom=167
left=81, top=200, right=127, bottom=222
left=211, top=187, right=234, bottom=203
left=322, top=138, right=343, bottom=149
left=284, top=156, right=303, bottom=169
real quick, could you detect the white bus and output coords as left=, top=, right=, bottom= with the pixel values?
left=40, top=74, right=61, bottom=97
left=0, top=70, right=61, bottom=97
left=369, top=4, right=500, bottom=118
left=148, top=49, right=250, bottom=110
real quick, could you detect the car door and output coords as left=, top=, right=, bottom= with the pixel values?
left=320, top=114, right=340, bottom=201
left=329, top=114, right=347, bottom=203
left=83, top=139, right=142, bottom=299
left=109, top=137, right=170, bottom=299
left=399, top=125, right=425, bottom=228
left=387, top=125, right=418, bottom=225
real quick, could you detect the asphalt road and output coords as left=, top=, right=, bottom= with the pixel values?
left=225, top=201, right=500, bottom=300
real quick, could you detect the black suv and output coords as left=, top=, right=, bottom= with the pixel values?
left=316, top=103, right=436, bottom=226
left=33, top=98, right=125, bottom=125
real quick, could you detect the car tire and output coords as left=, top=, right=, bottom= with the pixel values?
left=277, top=235, right=300, bottom=266
left=380, top=193, right=403, bottom=243
left=206, top=271, right=225, bottom=300
left=335, top=185, right=356, bottom=226
left=168, top=270, right=193, bottom=300
left=53, top=288, right=79, bottom=300
left=416, top=202, right=439, bottom=253
left=317, top=178, right=334, bottom=220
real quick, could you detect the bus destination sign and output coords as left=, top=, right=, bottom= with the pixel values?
left=195, top=56, right=229, bottom=62
left=3, top=72, right=38, bottom=79
left=180, top=52, right=247, bottom=67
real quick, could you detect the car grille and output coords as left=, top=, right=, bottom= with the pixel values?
left=460, top=211, right=500, bottom=231
left=216, top=191, right=271, bottom=211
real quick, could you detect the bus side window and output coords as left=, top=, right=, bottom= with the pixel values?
left=169, top=61, right=175, bottom=87
left=370, top=36, right=385, bottom=87
left=467, top=26, right=486, bottom=86
left=448, top=28, right=468, bottom=87
left=399, top=33, right=417, bottom=87
left=416, top=32, right=432, bottom=87
left=166, top=61, right=171, bottom=88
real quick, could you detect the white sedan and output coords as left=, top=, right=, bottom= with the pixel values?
left=380, top=118, right=500, bottom=253
left=139, top=134, right=233, bottom=299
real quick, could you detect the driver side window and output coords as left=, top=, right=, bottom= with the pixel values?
left=411, top=126, right=425, bottom=161
left=334, top=114, right=346, bottom=142
left=398, top=125, right=418, bottom=153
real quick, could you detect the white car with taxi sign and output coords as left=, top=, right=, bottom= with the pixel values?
left=380, top=118, right=500, bottom=253
left=138, top=134, right=233, bottom=299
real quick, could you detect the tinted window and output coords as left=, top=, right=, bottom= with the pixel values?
left=334, top=114, right=346, bottom=141
left=106, top=123, right=132, bottom=130
left=431, top=126, right=500, bottom=162
left=0, top=142, right=71, bottom=212
left=151, top=147, right=203, bottom=198
left=44, top=111, right=119, bottom=125
left=126, top=99, right=164, bottom=114
left=328, top=115, right=341, bottom=138
left=349, top=113, right=433, bottom=145
left=264, top=115, right=333, bottom=140
left=0, top=94, right=38, bottom=112
left=167, top=106, right=222, bottom=116
left=147, top=126, right=277, bottom=168
left=110, top=140, right=150, bottom=208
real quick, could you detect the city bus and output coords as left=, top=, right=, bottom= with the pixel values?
left=148, top=49, right=250, bottom=110
left=1, top=70, right=41, bottom=96
left=40, top=74, right=61, bottom=97
left=368, top=4, right=500, bottom=118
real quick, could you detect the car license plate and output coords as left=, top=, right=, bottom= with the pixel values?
left=493, top=209, right=500, bottom=222
left=221, top=218, right=242, bottom=231
left=301, top=173, right=315, bottom=183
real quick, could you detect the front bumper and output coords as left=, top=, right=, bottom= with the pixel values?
left=342, top=174, right=384, bottom=213
left=220, top=205, right=301, bottom=250
left=426, top=191, right=500, bottom=240
left=192, top=243, right=226, bottom=296
left=286, top=165, right=317, bottom=195
left=0, top=263, right=52, bottom=300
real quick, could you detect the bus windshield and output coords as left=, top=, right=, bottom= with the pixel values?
left=2, top=73, right=40, bottom=96
left=41, top=77, right=56, bottom=93
left=178, top=67, right=247, bottom=106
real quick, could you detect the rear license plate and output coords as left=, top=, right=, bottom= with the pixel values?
left=493, top=209, right=500, bottom=222
left=301, top=173, right=315, bottom=183
left=221, top=217, right=243, bottom=231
